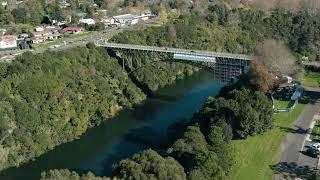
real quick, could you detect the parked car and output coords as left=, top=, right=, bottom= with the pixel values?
left=306, top=147, right=320, bottom=158
left=311, top=142, right=320, bottom=151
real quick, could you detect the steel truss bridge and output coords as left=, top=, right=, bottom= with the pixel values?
left=99, top=42, right=254, bottom=82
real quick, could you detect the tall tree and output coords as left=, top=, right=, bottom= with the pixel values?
left=112, top=149, right=187, bottom=180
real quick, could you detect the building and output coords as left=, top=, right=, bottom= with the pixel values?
left=111, top=13, right=156, bottom=26
left=63, top=27, right=82, bottom=34
left=59, top=0, right=70, bottom=8
left=1, top=1, right=7, bottom=6
left=31, top=26, right=61, bottom=44
left=0, top=35, right=17, bottom=49
left=79, top=18, right=95, bottom=25
left=112, top=14, right=137, bottom=26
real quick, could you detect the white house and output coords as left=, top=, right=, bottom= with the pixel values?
left=79, top=18, right=96, bottom=25
left=0, top=35, right=17, bottom=49
left=112, top=14, right=137, bottom=26
left=1, top=1, right=7, bottom=6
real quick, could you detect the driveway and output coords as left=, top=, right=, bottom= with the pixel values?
left=274, top=88, right=320, bottom=179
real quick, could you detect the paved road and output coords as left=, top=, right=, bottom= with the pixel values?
left=274, top=88, right=320, bottom=179
left=0, top=28, right=123, bottom=62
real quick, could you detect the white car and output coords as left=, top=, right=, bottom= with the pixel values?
left=311, top=142, right=320, bottom=150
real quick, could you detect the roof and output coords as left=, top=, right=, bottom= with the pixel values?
left=63, top=27, right=81, bottom=31
left=113, top=14, right=136, bottom=20
left=0, top=35, right=17, bottom=42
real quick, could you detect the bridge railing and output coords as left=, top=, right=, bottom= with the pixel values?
left=99, top=42, right=254, bottom=61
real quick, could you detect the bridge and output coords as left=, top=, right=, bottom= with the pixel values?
left=99, top=42, right=254, bottom=82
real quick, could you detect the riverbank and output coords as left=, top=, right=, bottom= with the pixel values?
left=0, top=70, right=223, bottom=180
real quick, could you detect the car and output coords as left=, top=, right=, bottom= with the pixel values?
left=311, top=142, right=320, bottom=150
left=190, top=50, right=195, bottom=53
left=306, top=147, right=320, bottom=158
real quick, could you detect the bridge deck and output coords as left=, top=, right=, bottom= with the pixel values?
left=100, top=43, right=253, bottom=61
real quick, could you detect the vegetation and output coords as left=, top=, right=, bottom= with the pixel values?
left=41, top=169, right=110, bottom=180
left=273, top=100, right=294, bottom=109
left=304, top=71, right=320, bottom=87
left=0, top=44, right=145, bottom=171
left=311, top=120, right=320, bottom=140
left=114, top=51, right=198, bottom=91
left=112, top=149, right=187, bottom=180
left=110, top=6, right=320, bottom=61
left=231, top=103, right=304, bottom=180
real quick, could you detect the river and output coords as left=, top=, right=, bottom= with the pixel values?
left=0, top=71, right=224, bottom=180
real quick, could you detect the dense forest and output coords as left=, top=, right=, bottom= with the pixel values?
left=112, top=6, right=320, bottom=61
left=0, top=44, right=145, bottom=171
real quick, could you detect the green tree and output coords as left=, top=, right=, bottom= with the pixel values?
left=112, top=149, right=186, bottom=180
left=11, top=8, right=27, bottom=24
left=26, top=0, right=45, bottom=25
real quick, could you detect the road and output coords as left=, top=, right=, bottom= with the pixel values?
left=274, top=88, right=320, bottom=179
left=0, top=28, right=123, bottom=62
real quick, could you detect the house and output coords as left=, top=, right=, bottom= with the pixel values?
left=31, top=26, right=61, bottom=44
left=59, top=0, right=70, bottom=8
left=63, top=27, right=82, bottom=34
left=79, top=18, right=95, bottom=25
left=111, top=13, right=157, bottom=26
left=96, top=9, right=107, bottom=16
left=1, top=1, right=7, bottom=6
left=112, top=14, right=137, bottom=26
left=18, top=33, right=29, bottom=40
left=0, top=35, right=17, bottom=49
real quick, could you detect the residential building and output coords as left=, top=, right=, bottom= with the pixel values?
left=59, top=0, right=70, bottom=8
left=111, top=13, right=156, bottom=26
left=63, top=27, right=82, bottom=34
left=112, top=14, right=137, bottom=26
left=79, top=18, right=95, bottom=25
left=31, top=26, right=61, bottom=44
left=1, top=1, right=7, bottom=6
left=0, top=35, right=17, bottom=49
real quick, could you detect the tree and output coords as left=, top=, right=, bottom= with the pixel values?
left=0, top=6, right=9, bottom=25
left=167, top=126, right=208, bottom=170
left=112, top=149, right=186, bottom=180
left=0, top=101, right=16, bottom=143
left=46, top=4, right=64, bottom=21
left=248, top=59, right=275, bottom=93
left=41, top=169, right=110, bottom=180
left=255, top=39, right=299, bottom=77
left=11, top=8, right=27, bottom=24
left=26, top=0, right=45, bottom=25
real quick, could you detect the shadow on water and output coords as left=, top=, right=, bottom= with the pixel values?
left=0, top=71, right=224, bottom=180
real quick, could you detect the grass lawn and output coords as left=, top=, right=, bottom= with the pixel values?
left=303, top=71, right=320, bottom=87
left=273, top=99, right=293, bottom=109
left=230, top=104, right=305, bottom=180
left=311, top=120, right=320, bottom=140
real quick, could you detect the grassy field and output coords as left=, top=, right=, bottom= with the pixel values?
left=311, top=120, right=320, bottom=140
left=273, top=99, right=293, bottom=109
left=303, top=71, right=320, bottom=87
left=230, top=104, right=305, bottom=180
